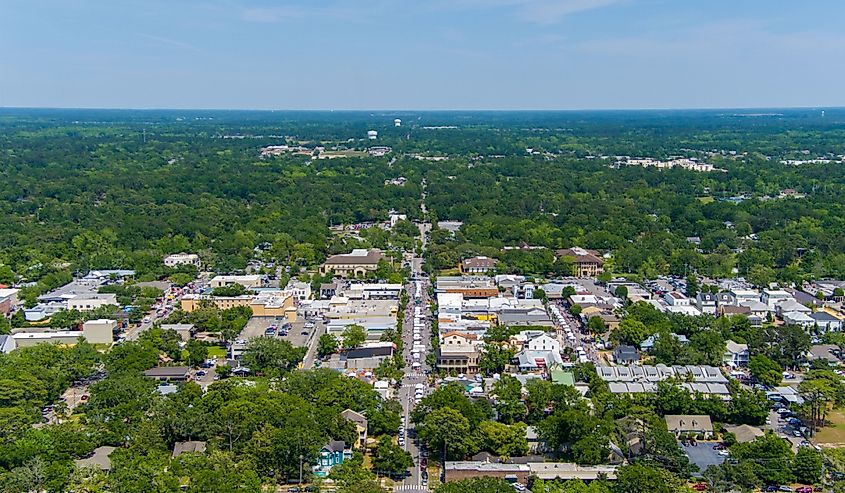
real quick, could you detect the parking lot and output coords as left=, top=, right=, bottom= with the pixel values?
left=683, top=442, right=726, bottom=475
left=239, top=316, right=318, bottom=348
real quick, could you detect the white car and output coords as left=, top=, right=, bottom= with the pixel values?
left=415, top=383, right=424, bottom=389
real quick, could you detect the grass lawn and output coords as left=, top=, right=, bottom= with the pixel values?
left=813, top=408, right=845, bottom=446
left=207, top=346, right=227, bottom=358
left=697, top=196, right=715, bottom=204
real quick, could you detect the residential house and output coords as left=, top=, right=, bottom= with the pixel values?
left=320, top=249, right=385, bottom=278
left=0, top=335, right=16, bottom=354
left=811, top=311, right=843, bottom=332
left=719, top=304, right=751, bottom=318
left=740, top=300, right=770, bottom=320
left=776, top=300, right=811, bottom=318
left=341, top=409, right=368, bottom=449
left=730, top=289, right=760, bottom=306
left=515, top=349, right=565, bottom=372
left=438, top=332, right=481, bottom=374
left=613, top=345, right=639, bottom=364
left=640, top=333, right=689, bottom=352
left=715, top=292, right=736, bottom=307
left=555, top=247, right=605, bottom=277
left=526, top=333, right=560, bottom=353
left=783, top=311, right=814, bottom=328
left=461, top=256, right=497, bottom=274
left=599, top=312, right=621, bottom=331
left=761, top=289, right=794, bottom=309
left=664, top=415, right=713, bottom=438
left=664, top=292, right=691, bottom=307
left=724, top=424, right=764, bottom=444
left=695, top=293, right=717, bottom=315
left=172, top=441, right=207, bottom=458
left=313, top=441, right=352, bottom=477
left=808, top=344, right=842, bottom=364
left=74, top=446, right=116, bottom=471
left=525, top=426, right=545, bottom=453
left=724, top=340, right=750, bottom=367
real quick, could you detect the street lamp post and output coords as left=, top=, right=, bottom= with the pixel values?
left=299, top=454, right=304, bottom=485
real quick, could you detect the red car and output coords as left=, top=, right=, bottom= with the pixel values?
left=797, top=487, right=814, bottom=493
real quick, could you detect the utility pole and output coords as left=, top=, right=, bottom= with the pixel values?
left=299, top=454, right=304, bottom=484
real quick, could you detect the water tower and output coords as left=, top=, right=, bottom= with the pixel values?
left=367, top=130, right=378, bottom=140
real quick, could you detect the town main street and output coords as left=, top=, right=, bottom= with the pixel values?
left=398, top=273, right=432, bottom=491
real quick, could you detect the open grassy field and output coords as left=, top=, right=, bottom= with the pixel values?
left=207, top=346, right=227, bottom=359
left=814, top=408, right=845, bottom=446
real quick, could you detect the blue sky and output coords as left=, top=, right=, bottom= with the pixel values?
left=1, top=0, right=844, bottom=110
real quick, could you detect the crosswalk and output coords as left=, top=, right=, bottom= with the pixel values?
left=394, top=485, right=429, bottom=492
left=405, top=372, right=427, bottom=378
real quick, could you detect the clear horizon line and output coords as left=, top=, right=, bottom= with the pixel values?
left=0, top=105, right=841, bottom=113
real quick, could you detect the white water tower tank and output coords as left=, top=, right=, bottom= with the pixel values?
left=367, top=130, right=378, bottom=140
left=394, top=118, right=402, bottom=127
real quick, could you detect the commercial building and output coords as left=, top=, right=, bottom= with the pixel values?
left=341, top=283, right=403, bottom=300
left=436, top=277, right=499, bottom=298
left=555, top=247, right=604, bottom=277
left=82, top=319, right=117, bottom=344
left=0, top=288, right=20, bottom=316
left=285, top=279, right=312, bottom=301
left=180, top=291, right=295, bottom=320
left=163, top=253, right=201, bottom=268
left=320, top=249, right=385, bottom=278
left=68, top=293, right=118, bottom=311
left=437, top=332, right=481, bottom=374
left=209, top=275, right=264, bottom=289
left=444, top=461, right=617, bottom=483
left=324, top=298, right=399, bottom=339
left=160, top=323, right=197, bottom=341
left=461, top=256, right=497, bottom=274
left=144, top=366, right=191, bottom=381
left=12, top=331, right=85, bottom=347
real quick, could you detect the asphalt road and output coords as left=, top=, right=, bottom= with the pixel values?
left=399, top=274, right=432, bottom=490
left=124, top=307, right=171, bottom=341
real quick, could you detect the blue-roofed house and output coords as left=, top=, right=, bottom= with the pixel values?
left=313, top=440, right=352, bottom=477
